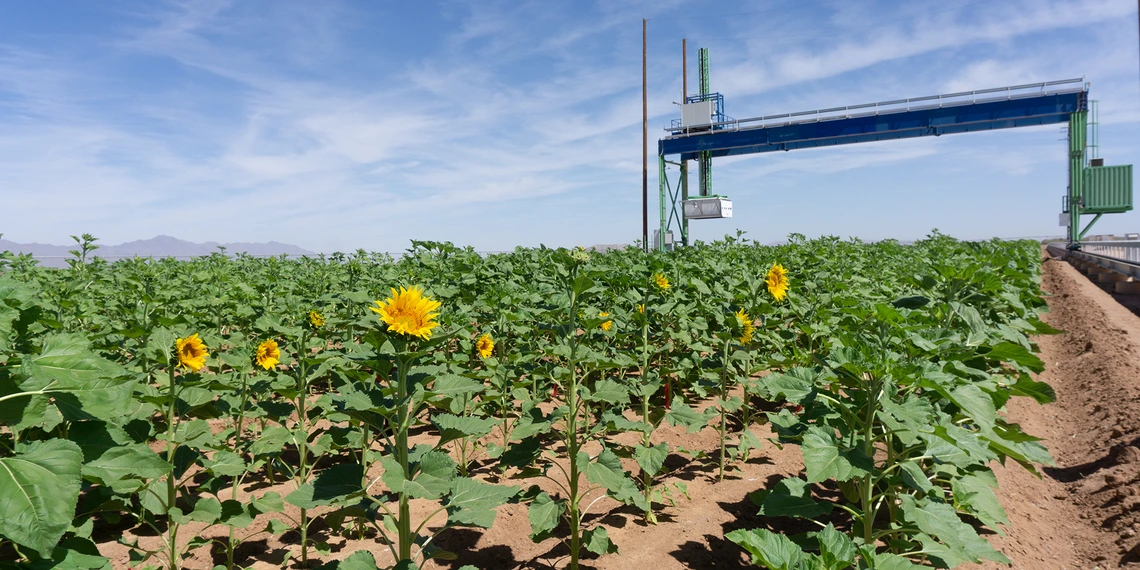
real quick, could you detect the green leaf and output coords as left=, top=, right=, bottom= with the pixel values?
left=217, top=499, right=256, bottom=528
left=690, top=277, right=712, bottom=295
left=925, top=425, right=996, bottom=466
left=202, top=450, right=247, bottom=477
left=67, top=421, right=132, bottom=462
left=380, top=455, right=407, bottom=494
left=952, top=470, right=1009, bottom=530
left=404, top=451, right=456, bottom=500
left=983, top=341, right=1044, bottom=373
left=898, top=495, right=1010, bottom=564
left=897, top=461, right=938, bottom=497
left=336, top=550, right=380, bottom=570
left=587, top=378, right=630, bottom=405
left=948, top=384, right=997, bottom=428
left=726, top=527, right=804, bottom=570
left=430, top=375, right=485, bottom=398
left=19, top=335, right=133, bottom=421
left=188, top=497, right=221, bottom=524
left=859, top=548, right=927, bottom=569
left=664, top=398, right=710, bottom=433
left=81, top=443, right=171, bottom=492
left=815, top=524, right=856, bottom=569
left=434, top=414, right=498, bottom=446
left=581, top=449, right=648, bottom=510
left=251, top=491, right=285, bottom=513
left=20, top=334, right=124, bottom=386
left=756, top=477, right=832, bottom=519
left=1008, top=375, right=1055, bottom=404
left=33, top=536, right=112, bottom=570
left=286, top=463, right=364, bottom=509
left=892, top=295, right=930, bottom=309
left=445, top=478, right=519, bottom=528
left=761, top=368, right=816, bottom=403
left=501, top=436, right=542, bottom=469
left=802, top=427, right=870, bottom=484
left=0, top=439, right=84, bottom=557
left=527, top=492, right=564, bottom=541
left=171, top=419, right=214, bottom=447
left=582, top=526, right=620, bottom=555
left=634, top=442, right=668, bottom=478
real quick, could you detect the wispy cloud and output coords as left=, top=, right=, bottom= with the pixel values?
left=1, top=0, right=1136, bottom=251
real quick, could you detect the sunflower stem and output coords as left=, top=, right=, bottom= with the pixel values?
left=718, top=337, right=731, bottom=482
left=165, top=364, right=180, bottom=570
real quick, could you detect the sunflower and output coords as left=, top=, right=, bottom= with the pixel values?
left=637, top=304, right=645, bottom=314
left=766, top=262, right=789, bottom=302
left=475, top=333, right=494, bottom=359
left=255, top=339, right=281, bottom=370
left=175, top=333, right=208, bottom=372
left=308, top=310, right=325, bottom=328
left=735, top=309, right=755, bottom=344
left=653, top=273, right=670, bottom=291
left=599, top=312, right=613, bottom=331
left=371, top=286, right=441, bottom=340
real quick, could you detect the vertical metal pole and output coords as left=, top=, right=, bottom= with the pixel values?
left=642, top=18, right=648, bottom=253
left=698, top=48, right=712, bottom=197
left=1068, top=111, right=1087, bottom=246
left=658, top=156, right=667, bottom=252
left=680, top=38, right=689, bottom=246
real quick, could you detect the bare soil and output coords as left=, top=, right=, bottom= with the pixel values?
left=95, top=253, right=1140, bottom=569
left=978, top=254, right=1140, bottom=570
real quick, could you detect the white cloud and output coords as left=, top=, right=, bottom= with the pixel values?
left=1, top=0, right=1137, bottom=251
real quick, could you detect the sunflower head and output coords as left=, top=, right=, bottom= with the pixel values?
left=653, top=273, right=670, bottom=291
left=735, top=309, right=755, bottom=344
left=255, top=339, right=281, bottom=370
left=599, top=311, right=613, bottom=332
left=175, top=333, right=208, bottom=372
left=370, top=286, right=441, bottom=340
left=308, top=310, right=325, bottom=328
left=637, top=304, right=645, bottom=314
left=476, top=333, right=494, bottom=359
left=766, top=262, right=789, bottom=302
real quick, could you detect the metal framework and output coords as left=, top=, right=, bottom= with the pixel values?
left=656, top=77, right=1135, bottom=251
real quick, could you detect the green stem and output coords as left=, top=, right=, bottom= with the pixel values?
left=718, top=337, right=731, bottom=482
left=640, top=317, right=655, bottom=523
left=296, top=331, right=310, bottom=566
left=166, top=365, right=179, bottom=570
left=396, top=353, right=413, bottom=562
left=861, top=373, right=879, bottom=548
left=566, top=285, right=582, bottom=570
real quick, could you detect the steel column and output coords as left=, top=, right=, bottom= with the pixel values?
left=1068, top=111, right=1087, bottom=246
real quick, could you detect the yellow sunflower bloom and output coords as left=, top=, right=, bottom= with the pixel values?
left=766, top=262, right=789, bottom=302
left=175, top=333, right=208, bottom=372
left=735, top=309, right=755, bottom=344
left=476, top=333, right=494, bottom=358
left=371, top=285, right=441, bottom=340
left=637, top=304, right=645, bottom=314
left=255, top=339, right=281, bottom=370
left=653, top=273, right=670, bottom=291
left=308, top=310, right=325, bottom=328
left=599, top=312, right=613, bottom=331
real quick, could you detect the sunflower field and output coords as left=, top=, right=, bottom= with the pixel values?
left=0, top=233, right=1057, bottom=569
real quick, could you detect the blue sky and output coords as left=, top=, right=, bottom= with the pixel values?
left=1, top=0, right=1138, bottom=253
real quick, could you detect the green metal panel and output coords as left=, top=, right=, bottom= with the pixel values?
left=1082, top=165, right=1133, bottom=213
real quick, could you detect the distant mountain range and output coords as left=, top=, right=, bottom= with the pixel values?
left=1, top=235, right=314, bottom=267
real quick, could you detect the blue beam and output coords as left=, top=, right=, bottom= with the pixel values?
left=659, top=91, right=1087, bottom=160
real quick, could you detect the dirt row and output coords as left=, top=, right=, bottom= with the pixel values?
left=970, top=253, right=1140, bottom=569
